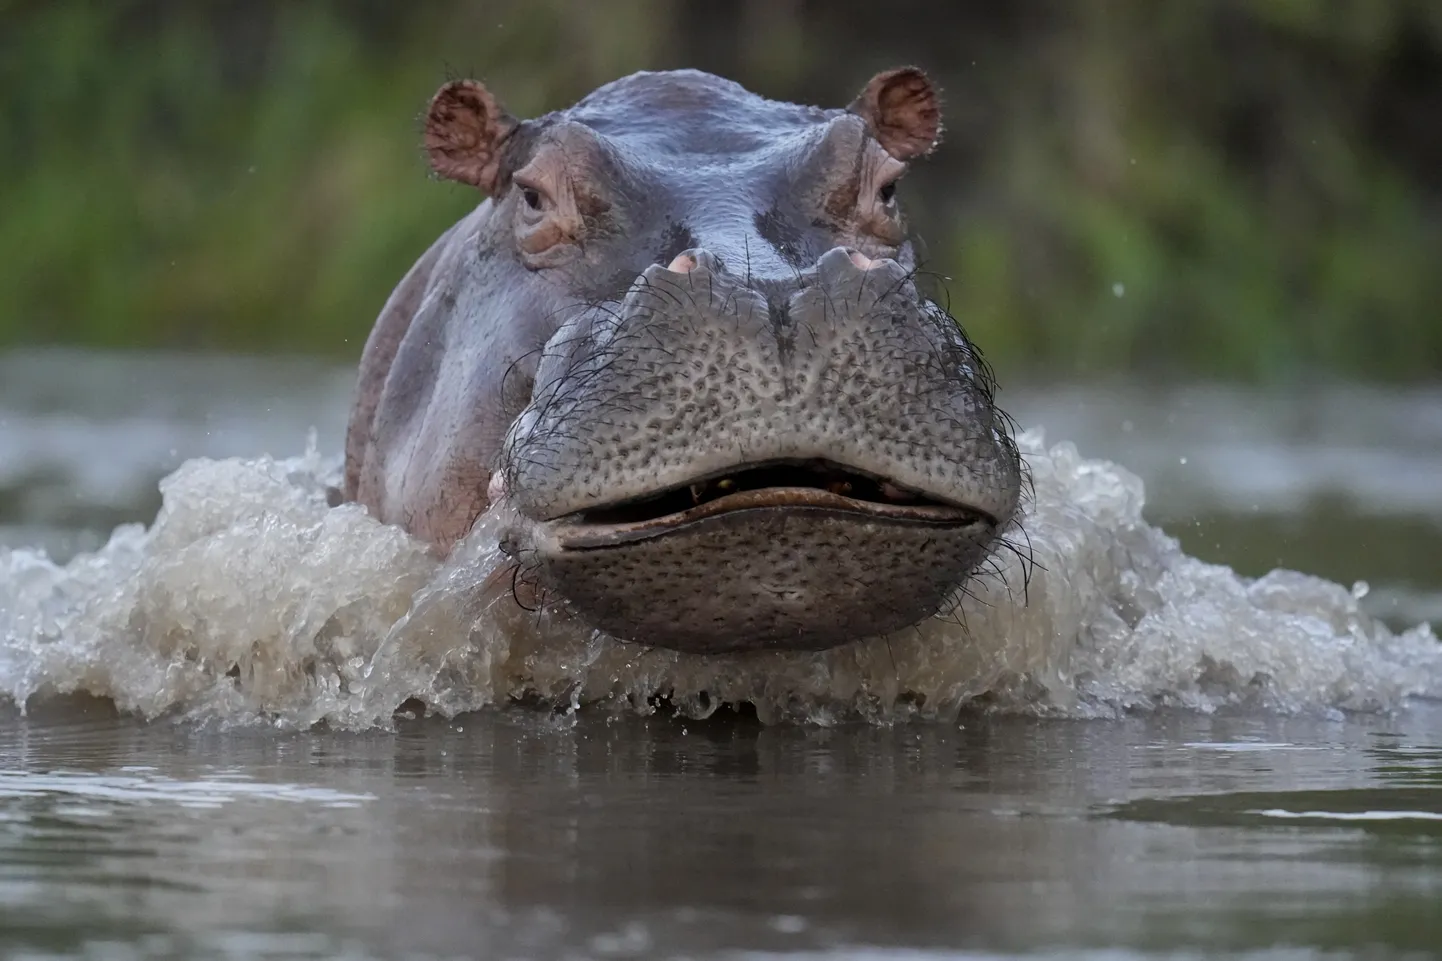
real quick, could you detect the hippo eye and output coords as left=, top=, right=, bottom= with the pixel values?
left=521, top=186, right=542, bottom=210
left=877, top=182, right=897, bottom=205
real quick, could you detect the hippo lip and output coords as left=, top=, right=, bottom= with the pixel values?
left=545, top=460, right=994, bottom=549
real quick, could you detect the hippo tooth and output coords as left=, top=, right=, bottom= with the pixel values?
left=879, top=481, right=916, bottom=502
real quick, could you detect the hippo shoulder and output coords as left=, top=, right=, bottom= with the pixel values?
left=343, top=205, right=487, bottom=505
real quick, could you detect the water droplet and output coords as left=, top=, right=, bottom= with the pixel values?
left=1179, top=456, right=1188, bottom=465
left=1351, top=580, right=1370, bottom=600
left=1112, top=282, right=1126, bottom=297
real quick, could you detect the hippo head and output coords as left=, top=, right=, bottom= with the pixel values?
left=346, top=69, right=1022, bottom=655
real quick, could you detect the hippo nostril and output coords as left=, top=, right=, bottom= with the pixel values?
left=812, top=246, right=910, bottom=292
left=666, top=252, right=698, bottom=274
left=816, top=246, right=877, bottom=282
left=635, top=247, right=734, bottom=304
left=654, top=248, right=722, bottom=279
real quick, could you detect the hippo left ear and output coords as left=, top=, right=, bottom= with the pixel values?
left=849, top=67, right=942, bottom=161
left=424, top=79, right=520, bottom=193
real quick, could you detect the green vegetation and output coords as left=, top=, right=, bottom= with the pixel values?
left=2, top=0, right=1440, bottom=378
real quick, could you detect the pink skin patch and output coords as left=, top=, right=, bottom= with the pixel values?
left=666, top=253, right=698, bottom=273
left=487, top=471, right=507, bottom=506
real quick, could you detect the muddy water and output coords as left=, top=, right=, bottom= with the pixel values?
left=1, top=348, right=1441, bottom=958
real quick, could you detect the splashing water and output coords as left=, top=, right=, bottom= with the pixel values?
left=0, top=430, right=1438, bottom=729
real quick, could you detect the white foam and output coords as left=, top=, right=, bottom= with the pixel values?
left=1, top=431, right=1438, bottom=729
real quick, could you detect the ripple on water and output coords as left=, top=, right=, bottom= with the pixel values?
left=721, top=946, right=1372, bottom=952
left=0, top=771, right=375, bottom=810
left=0, top=431, right=1439, bottom=729
left=1108, top=787, right=1442, bottom=840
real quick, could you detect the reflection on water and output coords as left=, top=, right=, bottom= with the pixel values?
left=0, top=700, right=1439, bottom=959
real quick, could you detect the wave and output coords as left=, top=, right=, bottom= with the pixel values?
left=2, top=430, right=1438, bottom=729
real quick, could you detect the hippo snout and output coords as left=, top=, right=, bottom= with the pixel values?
left=496, top=245, right=1020, bottom=653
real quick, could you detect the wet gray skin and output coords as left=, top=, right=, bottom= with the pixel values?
left=344, top=68, right=1022, bottom=654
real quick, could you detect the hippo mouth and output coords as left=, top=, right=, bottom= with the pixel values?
left=548, top=460, right=994, bottom=550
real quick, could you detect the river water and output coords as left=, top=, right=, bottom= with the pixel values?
left=1, top=348, right=1440, bottom=959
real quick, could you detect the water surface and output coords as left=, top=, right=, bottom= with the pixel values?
left=1, top=700, right=1439, bottom=959
left=1, top=349, right=1441, bottom=958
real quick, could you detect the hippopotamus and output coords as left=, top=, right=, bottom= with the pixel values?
left=343, top=67, right=1022, bottom=655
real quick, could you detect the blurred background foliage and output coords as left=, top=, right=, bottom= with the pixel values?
left=2, top=0, right=1440, bottom=380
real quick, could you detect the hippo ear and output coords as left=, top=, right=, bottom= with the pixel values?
left=424, top=80, right=519, bottom=193
left=849, top=67, right=942, bottom=161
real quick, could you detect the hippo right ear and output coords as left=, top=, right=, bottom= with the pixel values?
left=424, top=80, right=520, bottom=193
left=849, top=67, right=942, bottom=161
